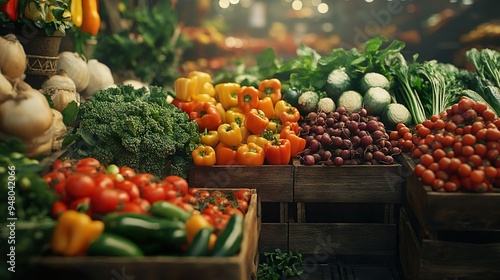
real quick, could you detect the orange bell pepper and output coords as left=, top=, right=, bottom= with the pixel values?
left=280, top=126, right=306, bottom=157
left=216, top=83, right=240, bottom=109
left=265, top=138, right=291, bottom=165
left=190, top=102, right=222, bottom=132
left=240, top=126, right=251, bottom=143
left=258, top=78, right=282, bottom=105
left=244, top=109, right=270, bottom=135
left=236, top=143, right=265, bottom=166
left=217, top=122, right=243, bottom=146
left=192, top=145, right=216, bottom=166
left=81, top=0, right=101, bottom=36
left=279, top=106, right=300, bottom=124
left=237, top=86, right=259, bottom=113
left=257, top=97, right=275, bottom=119
left=215, top=142, right=238, bottom=165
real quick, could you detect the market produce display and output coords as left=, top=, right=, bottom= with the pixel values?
left=172, top=71, right=305, bottom=166
left=393, top=97, right=500, bottom=193
left=43, top=157, right=251, bottom=257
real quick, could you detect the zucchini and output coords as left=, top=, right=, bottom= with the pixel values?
left=185, top=228, right=213, bottom=257
left=87, top=233, right=144, bottom=257
left=150, top=201, right=191, bottom=222
left=211, top=214, right=244, bottom=257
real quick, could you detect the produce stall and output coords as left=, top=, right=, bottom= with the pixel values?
left=1, top=1, right=499, bottom=280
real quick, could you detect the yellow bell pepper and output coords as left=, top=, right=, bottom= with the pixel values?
left=192, top=145, right=217, bottom=166
left=247, top=135, right=270, bottom=149
left=192, top=93, right=217, bottom=104
left=188, top=71, right=212, bottom=96
left=71, top=0, right=83, bottom=27
left=240, top=126, right=251, bottom=144
left=174, top=77, right=198, bottom=101
left=215, top=83, right=241, bottom=109
left=217, top=122, right=243, bottom=146
left=200, top=129, right=219, bottom=148
left=274, top=100, right=292, bottom=118
left=201, top=82, right=216, bottom=97
left=257, top=97, right=275, bottom=119
left=225, top=110, right=246, bottom=127
left=51, top=210, right=104, bottom=256
left=216, top=103, right=226, bottom=123
left=267, top=119, right=280, bottom=132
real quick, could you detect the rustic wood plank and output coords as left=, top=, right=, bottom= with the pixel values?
left=288, top=223, right=397, bottom=257
left=296, top=202, right=306, bottom=223
left=189, top=165, right=294, bottom=202
left=294, top=164, right=402, bottom=203
left=403, top=154, right=500, bottom=232
left=259, top=223, right=288, bottom=252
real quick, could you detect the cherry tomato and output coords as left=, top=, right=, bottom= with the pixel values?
left=76, top=157, right=101, bottom=168
left=234, top=189, right=251, bottom=202
left=66, top=174, right=96, bottom=199
left=182, top=194, right=197, bottom=205
left=115, top=180, right=140, bottom=201
left=119, top=167, right=137, bottom=178
left=237, top=199, right=249, bottom=214
left=69, top=197, right=91, bottom=212
left=224, top=207, right=244, bottom=218
left=91, top=188, right=127, bottom=215
left=196, top=190, right=210, bottom=203
left=51, top=200, right=68, bottom=218
left=164, top=175, right=188, bottom=196
left=188, top=188, right=199, bottom=196
left=93, top=173, right=115, bottom=190
left=141, top=184, right=166, bottom=204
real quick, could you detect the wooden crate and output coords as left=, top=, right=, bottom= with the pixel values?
left=31, top=190, right=260, bottom=280
left=399, top=208, right=500, bottom=280
left=399, top=154, right=500, bottom=279
left=290, top=162, right=403, bottom=258
left=259, top=202, right=288, bottom=252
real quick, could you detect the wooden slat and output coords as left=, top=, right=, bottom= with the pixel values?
left=289, top=223, right=397, bottom=257
left=259, top=223, right=288, bottom=252
left=189, top=165, right=294, bottom=202
left=294, top=164, right=402, bottom=203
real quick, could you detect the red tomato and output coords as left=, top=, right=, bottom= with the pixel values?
left=129, top=173, right=155, bottom=188
left=188, top=188, right=199, bottom=196
left=74, top=165, right=99, bottom=175
left=196, top=190, right=210, bottom=203
left=131, top=198, right=151, bottom=213
left=117, top=189, right=131, bottom=204
left=164, top=189, right=178, bottom=201
left=224, top=207, right=244, bottom=218
left=69, top=197, right=91, bottom=212
left=236, top=199, right=249, bottom=214
left=141, top=184, right=166, bottom=204
left=51, top=200, right=68, bottom=218
left=43, top=171, right=66, bottom=190
left=52, top=159, right=72, bottom=173
left=182, top=194, right=197, bottom=205
left=76, top=157, right=101, bottom=168
left=66, top=174, right=96, bottom=199
left=115, top=180, right=140, bottom=201
left=91, top=188, right=127, bottom=215
left=93, top=173, right=115, bottom=190
left=234, top=189, right=251, bottom=202
left=163, top=176, right=188, bottom=196
left=116, top=202, right=144, bottom=214
left=119, top=167, right=137, bottom=178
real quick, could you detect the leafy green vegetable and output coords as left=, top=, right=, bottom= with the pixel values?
left=258, top=249, right=304, bottom=280
left=466, top=48, right=500, bottom=89
left=69, top=85, right=200, bottom=178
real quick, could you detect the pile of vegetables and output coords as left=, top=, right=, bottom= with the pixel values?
left=0, top=34, right=66, bottom=156
left=67, top=84, right=199, bottom=178
left=298, top=107, right=399, bottom=166
left=44, top=157, right=252, bottom=257
left=393, top=97, right=500, bottom=192
left=172, top=71, right=305, bottom=166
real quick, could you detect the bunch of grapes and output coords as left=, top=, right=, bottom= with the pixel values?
left=298, top=107, right=400, bottom=166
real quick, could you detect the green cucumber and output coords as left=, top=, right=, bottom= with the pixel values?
left=87, top=233, right=144, bottom=257
left=185, top=228, right=213, bottom=257
left=103, top=213, right=187, bottom=249
left=211, top=214, right=244, bottom=257
left=150, top=201, right=191, bottom=222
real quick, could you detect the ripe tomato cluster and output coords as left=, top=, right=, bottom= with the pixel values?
left=44, top=157, right=252, bottom=231
left=391, top=97, right=500, bottom=192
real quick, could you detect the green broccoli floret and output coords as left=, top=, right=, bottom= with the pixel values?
left=71, top=85, right=199, bottom=178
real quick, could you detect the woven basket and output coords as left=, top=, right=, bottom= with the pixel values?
left=25, top=55, right=59, bottom=75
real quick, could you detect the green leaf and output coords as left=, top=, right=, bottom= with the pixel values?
left=364, top=36, right=386, bottom=53
left=61, top=133, right=79, bottom=148
left=61, top=101, right=79, bottom=125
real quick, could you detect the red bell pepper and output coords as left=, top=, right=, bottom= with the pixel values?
left=265, top=138, right=291, bottom=165
left=280, top=125, right=306, bottom=157
left=189, top=102, right=222, bottom=132
left=237, top=86, right=259, bottom=113
left=0, top=0, right=19, bottom=21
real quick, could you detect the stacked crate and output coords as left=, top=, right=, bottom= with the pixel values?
left=188, top=165, right=294, bottom=252
left=399, top=155, right=500, bottom=280
left=289, top=161, right=403, bottom=259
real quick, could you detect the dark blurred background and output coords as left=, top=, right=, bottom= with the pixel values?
left=176, top=0, right=499, bottom=72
